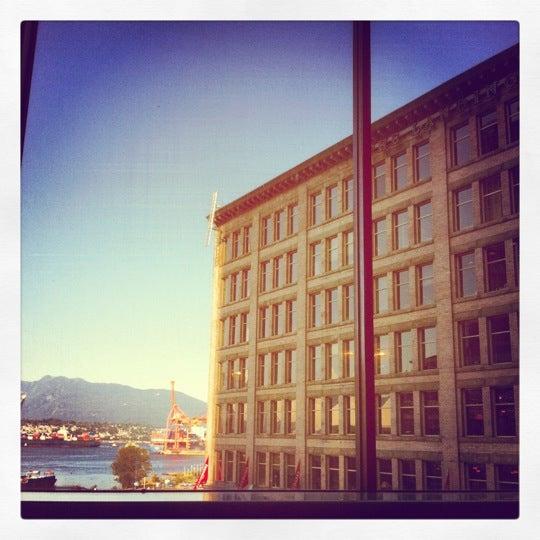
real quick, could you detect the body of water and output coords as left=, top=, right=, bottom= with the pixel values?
left=21, top=444, right=205, bottom=489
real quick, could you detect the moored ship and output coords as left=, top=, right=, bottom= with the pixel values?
left=21, top=470, right=57, bottom=491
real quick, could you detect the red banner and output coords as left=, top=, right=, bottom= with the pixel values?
left=290, top=460, right=301, bottom=489
left=238, top=458, right=249, bottom=489
left=193, top=456, right=209, bottom=490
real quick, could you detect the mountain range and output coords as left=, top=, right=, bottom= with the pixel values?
left=21, top=376, right=207, bottom=427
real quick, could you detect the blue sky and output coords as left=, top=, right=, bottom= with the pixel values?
left=21, top=21, right=518, bottom=400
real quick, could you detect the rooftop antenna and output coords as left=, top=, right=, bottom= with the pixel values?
left=205, top=191, right=219, bottom=247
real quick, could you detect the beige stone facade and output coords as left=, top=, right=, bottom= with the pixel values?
left=207, top=45, right=519, bottom=492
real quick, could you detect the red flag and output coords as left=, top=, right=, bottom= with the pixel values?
left=237, top=458, right=249, bottom=489
left=193, top=456, right=209, bottom=490
left=290, top=460, right=301, bottom=489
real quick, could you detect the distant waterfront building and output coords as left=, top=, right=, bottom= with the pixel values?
left=206, top=45, right=519, bottom=491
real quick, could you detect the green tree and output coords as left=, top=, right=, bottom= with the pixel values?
left=111, top=444, right=151, bottom=489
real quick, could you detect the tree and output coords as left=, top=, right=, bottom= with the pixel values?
left=111, top=444, right=151, bottom=489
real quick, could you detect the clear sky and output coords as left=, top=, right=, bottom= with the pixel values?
left=22, top=21, right=518, bottom=401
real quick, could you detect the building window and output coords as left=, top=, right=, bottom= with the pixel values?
left=452, top=122, right=471, bottom=166
left=271, top=303, right=283, bottom=336
left=284, top=453, right=296, bottom=488
left=240, top=312, right=248, bottom=343
left=374, top=218, right=387, bottom=256
left=325, top=342, right=340, bottom=379
left=326, top=184, right=338, bottom=219
left=309, top=241, right=322, bottom=277
left=308, top=292, right=322, bottom=328
left=422, top=391, right=440, bottom=435
left=420, top=327, right=437, bottom=370
left=326, top=235, right=339, bottom=271
left=270, top=400, right=283, bottom=434
left=237, top=402, right=246, bottom=433
left=256, top=452, right=267, bottom=487
left=260, top=260, right=269, bottom=293
left=286, top=250, right=297, bottom=284
left=228, top=315, right=237, bottom=346
left=509, top=166, right=519, bottom=214
left=310, top=191, right=323, bottom=226
left=454, top=186, right=473, bottom=230
left=326, top=456, right=340, bottom=489
left=496, top=464, right=519, bottom=491
left=414, top=141, right=430, bottom=181
left=239, top=357, right=247, bottom=388
left=393, top=209, right=409, bottom=250
left=309, top=455, right=322, bottom=489
left=257, top=354, right=268, bottom=387
left=492, top=386, right=516, bottom=436
left=229, top=273, right=238, bottom=303
left=342, top=230, right=354, bottom=266
left=481, top=175, right=503, bottom=223
left=400, top=459, right=416, bottom=490
left=377, top=394, right=391, bottom=434
left=326, top=396, right=340, bottom=434
left=343, top=178, right=353, bottom=211
left=256, top=401, right=267, bottom=434
left=227, top=359, right=236, bottom=389
left=398, top=392, right=414, bottom=435
left=285, top=399, right=296, bottom=434
left=261, top=215, right=271, bottom=247
left=342, top=284, right=353, bottom=322
left=308, top=345, right=324, bottom=381
left=242, top=226, right=250, bottom=254
left=240, top=269, right=249, bottom=298
left=270, top=352, right=280, bottom=385
left=287, top=203, right=299, bottom=235
left=506, top=98, right=519, bottom=143
left=274, top=209, right=285, bottom=242
left=466, top=463, right=487, bottom=491
left=325, top=288, right=339, bottom=324
left=457, top=252, right=476, bottom=297
left=373, top=162, right=386, bottom=199
left=345, top=457, right=357, bottom=489
left=285, top=349, right=296, bottom=384
left=342, top=339, right=355, bottom=378
left=423, top=461, right=442, bottom=491
left=378, top=459, right=392, bottom=490
left=394, top=269, right=410, bottom=310
left=215, top=404, right=223, bottom=434
left=269, top=452, right=280, bottom=488
left=308, top=398, right=322, bottom=435
left=285, top=299, right=297, bottom=333
left=459, top=319, right=480, bottom=366
left=344, top=395, right=356, bottom=434
left=232, top=230, right=240, bottom=259
left=488, top=314, right=512, bottom=364
left=236, top=450, right=247, bottom=485
left=375, top=334, right=390, bottom=375
left=392, top=152, right=408, bottom=191
left=258, top=307, right=268, bottom=339
left=224, top=450, right=234, bottom=482
left=225, top=403, right=235, bottom=434
left=484, top=242, right=507, bottom=291
left=396, top=330, right=413, bottom=372
left=375, top=275, right=389, bottom=314
left=478, top=109, right=499, bottom=154
left=463, top=387, right=484, bottom=436
left=272, top=255, right=283, bottom=289
left=417, top=263, right=434, bottom=305
left=415, top=200, right=432, bottom=243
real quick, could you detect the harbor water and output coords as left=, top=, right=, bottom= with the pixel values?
left=21, top=443, right=205, bottom=489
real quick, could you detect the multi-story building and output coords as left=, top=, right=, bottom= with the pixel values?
left=206, top=44, right=519, bottom=492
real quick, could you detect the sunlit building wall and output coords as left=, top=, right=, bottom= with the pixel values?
left=207, top=45, right=519, bottom=491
